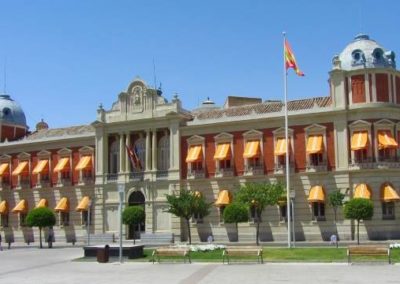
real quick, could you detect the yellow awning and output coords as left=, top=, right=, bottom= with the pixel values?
left=306, top=135, right=324, bottom=154
left=378, top=131, right=398, bottom=150
left=75, top=156, right=92, bottom=170
left=351, top=131, right=368, bottom=151
left=0, top=200, right=8, bottom=215
left=12, top=199, right=28, bottom=213
left=12, top=161, right=28, bottom=176
left=354, top=183, right=372, bottom=199
left=215, top=190, right=232, bottom=206
left=243, top=141, right=260, bottom=158
left=36, top=198, right=48, bottom=208
left=54, top=157, right=70, bottom=172
left=54, top=197, right=69, bottom=212
left=307, top=186, right=325, bottom=202
left=76, top=196, right=90, bottom=212
left=0, top=163, right=9, bottom=176
left=274, top=138, right=288, bottom=156
left=380, top=183, right=400, bottom=202
left=214, top=143, right=231, bottom=160
left=32, top=160, right=48, bottom=174
left=186, top=145, right=202, bottom=163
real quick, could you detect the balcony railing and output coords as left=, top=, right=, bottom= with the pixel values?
left=243, top=165, right=264, bottom=176
left=156, top=170, right=169, bottom=180
left=57, top=177, right=71, bottom=187
left=306, top=161, right=327, bottom=172
left=187, top=169, right=205, bottom=179
left=215, top=168, right=234, bottom=178
left=274, top=163, right=294, bottom=175
left=129, top=171, right=144, bottom=181
left=35, top=178, right=50, bottom=189
left=106, top=173, right=118, bottom=182
left=0, top=178, right=10, bottom=190
left=79, top=176, right=94, bottom=185
left=349, top=157, right=400, bottom=170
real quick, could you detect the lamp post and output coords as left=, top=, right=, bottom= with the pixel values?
left=87, top=199, right=92, bottom=246
left=118, top=183, right=125, bottom=263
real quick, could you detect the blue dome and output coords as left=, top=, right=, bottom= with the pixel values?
left=0, top=94, right=27, bottom=127
left=338, top=34, right=396, bottom=71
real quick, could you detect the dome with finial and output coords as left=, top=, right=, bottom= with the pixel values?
left=0, top=94, right=27, bottom=127
left=338, top=34, right=396, bottom=71
left=35, top=119, right=49, bottom=131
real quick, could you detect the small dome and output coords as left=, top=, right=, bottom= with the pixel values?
left=0, top=94, right=27, bottom=127
left=35, top=119, right=49, bottom=131
left=338, top=34, right=396, bottom=71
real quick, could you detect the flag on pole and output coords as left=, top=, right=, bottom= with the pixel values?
left=126, top=144, right=142, bottom=170
left=284, top=39, right=304, bottom=76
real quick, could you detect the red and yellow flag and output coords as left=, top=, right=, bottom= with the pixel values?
left=284, top=39, right=304, bottom=76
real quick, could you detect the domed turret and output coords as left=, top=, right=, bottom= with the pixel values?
left=0, top=94, right=27, bottom=127
left=35, top=119, right=49, bottom=131
left=337, top=34, right=396, bottom=71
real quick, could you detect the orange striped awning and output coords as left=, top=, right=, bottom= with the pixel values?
left=354, top=183, right=372, bottom=199
left=307, top=186, right=325, bottom=202
left=36, top=198, right=48, bottom=208
left=306, top=135, right=324, bottom=154
left=243, top=141, right=260, bottom=158
left=76, top=196, right=90, bottom=212
left=75, top=156, right=92, bottom=170
left=55, top=197, right=69, bottom=212
left=54, top=157, right=70, bottom=172
left=0, top=200, right=8, bottom=215
left=32, top=160, right=48, bottom=174
left=215, top=190, right=232, bottom=207
left=12, top=199, right=28, bottom=213
left=380, top=183, right=400, bottom=202
left=12, top=161, right=28, bottom=176
left=274, top=138, right=289, bottom=156
left=351, top=131, right=368, bottom=151
left=186, top=145, right=202, bottom=163
left=378, top=131, right=398, bottom=150
left=0, top=163, right=9, bottom=176
left=214, top=143, right=231, bottom=160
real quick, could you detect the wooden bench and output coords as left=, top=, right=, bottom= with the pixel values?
left=222, top=246, right=263, bottom=264
left=152, top=247, right=191, bottom=264
left=347, top=245, right=391, bottom=264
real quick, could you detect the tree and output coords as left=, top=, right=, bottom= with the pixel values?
left=235, top=182, right=284, bottom=245
left=122, top=206, right=145, bottom=244
left=26, top=207, right=56, bottom=249
left=165, top=190, right=211, bottom=244
left=344, top=198, right=374, bottom=245
left=328, top=190, right=345, bottom=224
left=223, top=203, right=249, bottom=241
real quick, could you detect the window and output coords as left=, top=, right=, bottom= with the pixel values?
left=192, top=212, right=204, bottom=224
left=219, top=159, right=231, bottom=170
left=280, top=204, right=287, bottom=221
left=310, top=153, right=323, bottom=166
left=158, top=135, right=170, bottom=171
left=109, top=140, right=119, bottom=174
left=81, top=211, right=91, bottom=226
left=1, top=214, right=8, bottom=227
left=382, top=202, right=395, bottom=220
left=219, top=206, right=225, bottom=223
left=19, top=213, right=27, bottom=227
left=351, top=49, right=365, bottom=65
left=134, top=138, right=146, bottom=171
left=60, top=212, right=70, bottom=226
left=312, top=202, right=325, bottom=221
left=242, top=131, right=263, bottom=175
left=354, top=148, right=368, bottom=163
left=214, top=133, right=234, bottom=177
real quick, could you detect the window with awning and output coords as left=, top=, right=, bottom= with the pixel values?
left=75, top=156, right=92, bottom=171
left=243, top=141, right=260, bottom=158
left=378, top=131, right=398, bottom=150
left=307, top=186, right=325, bottom=203
left=351, top=131, right=368, bottom=150
left=55, top=197, right=69, bottom=212
left=32, top=160, right=49, bottom=174
left=12, top=199, right=28, bottom=213
left=35, top=199, right=48, bottom=208
left=54, top=157, right=70, bottom=172
left=0, top=163, right=9, bottom=176
left=0, top=200, right=8, bottom=215
left=354, top=183, right=372, bottom=199
left=76, top=196, right=90, bottom=212
left=215, top=190, right=232, bottom=206
left=274, top=138, right=289, bottom=156
left=186, top=145, right=202, bottom=163
left=12, top=161, right=28, bottom=176
left=306, top=135, right=324, bottom=154
left=380, top=183, right=400, bottom=202
left=214, top=143, right=231, bottom=160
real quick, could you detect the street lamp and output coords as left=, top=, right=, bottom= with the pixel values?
left=118, top=183, right=125, bottom=263
left=87, top=198, right=92, bottom=246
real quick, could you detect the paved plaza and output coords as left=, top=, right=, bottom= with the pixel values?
left=0, top=245, right=400, bottom=284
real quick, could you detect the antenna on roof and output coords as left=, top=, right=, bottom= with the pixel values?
left=153, top=57, right=157, bottom=90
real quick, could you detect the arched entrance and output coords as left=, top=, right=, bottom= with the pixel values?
left=127, top=191, right=145, bottom=239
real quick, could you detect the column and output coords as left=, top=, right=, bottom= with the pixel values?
left=170, top=123, right=180, bottom=170
left=371, top=74, right=377, bottom=102
left=125, top=133, right=131, bottom=172
left=152, top=129, right=157, bottom=171
left=365, top=73, right=370, bottom=103
left=146, top=130, right=151, bottom=171
left=119, top=133, right=125, bottom=173
left=94, top=127, right=104, bottom=176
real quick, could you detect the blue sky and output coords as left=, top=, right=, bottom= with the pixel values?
left=0, top=0, right=399, bottom=129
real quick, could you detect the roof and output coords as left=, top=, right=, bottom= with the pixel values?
left=0, top=94, right=27, bottom=127
left=25, top=125, right=95, bottom=141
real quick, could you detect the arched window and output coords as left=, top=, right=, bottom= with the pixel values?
left=158, top=135, right=170, bottom=171
left=109, top=140, right=119, bottom=174
left=135, top=138, right=146, bottom=170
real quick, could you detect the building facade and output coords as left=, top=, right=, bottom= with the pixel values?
left=1, top=34, right=400, bottom=244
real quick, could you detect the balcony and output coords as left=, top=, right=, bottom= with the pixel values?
left=374, top=157, right=400, bottom=169
left=106, top=173, right=118, bottom=182
left=349, top=157, right=400, bottom=170
left=57, top=177, right=71, bottom=187
left=349, top=158, right=374, bottom=170
left=187, top=169, right=205, bottom=179
left=306, top=161, right=327, bottom=173
left=0, top=177, right=10, bottom=190
left=274, top=163, right=294, bottom=175
left=35, top=178, right=51, bottom=189
left=78, top=176, right=94, bottom=186
left=243, top=165, right=264, bottom=176
left=129, top=171, right=144, bottom=181
left=215, top=168, right=234, bottom=178
left=16, top=177, right=30, bottom=190
left=156, top=170, right=169, bottom=180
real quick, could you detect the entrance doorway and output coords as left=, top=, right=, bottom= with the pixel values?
left=127, top=191, right=145, bottom=239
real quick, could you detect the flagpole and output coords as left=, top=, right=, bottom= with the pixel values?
left=283, top=32, right=291, bottom=248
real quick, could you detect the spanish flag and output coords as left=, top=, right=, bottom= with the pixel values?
left=284, top=39, right=304, bottom=76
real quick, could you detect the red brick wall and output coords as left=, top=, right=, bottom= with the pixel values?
left=325, top=123, right=335, bottom=170
left=369, top=74, right=373, bottom=102
left=376, top=73, right=389, bottom=102
left=204, top=134, right=216, bottom=178
left=263, top=129, right=275, bottom=174
left=180, top=138, right=188, bottom=179
left=396, top=77, right=400, bottom=104
left=351, top=75, right=365, bottom=103
left=232, top=131, right=244, bottom=176
left=31, top=154, right=38, bottom=187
